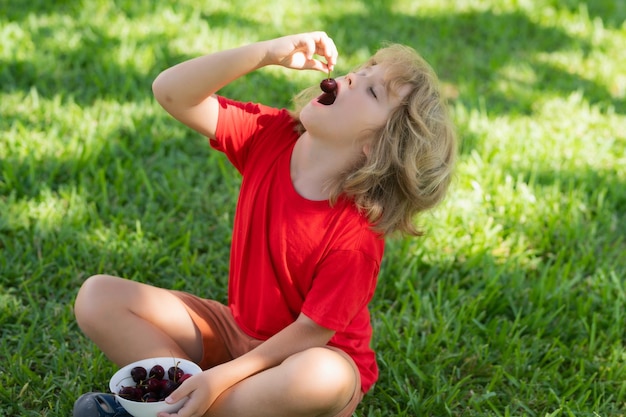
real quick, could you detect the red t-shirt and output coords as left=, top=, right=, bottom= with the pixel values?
left=210, top=96, right=385, bottom=393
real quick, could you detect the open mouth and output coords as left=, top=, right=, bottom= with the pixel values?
left=317, top=91, right=337, bottom=105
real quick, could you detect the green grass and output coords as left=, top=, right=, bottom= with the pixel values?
left=1, top=0, right=625, bottom=415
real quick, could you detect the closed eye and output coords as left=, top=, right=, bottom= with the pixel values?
left=369, top=87, right=378, bottom=99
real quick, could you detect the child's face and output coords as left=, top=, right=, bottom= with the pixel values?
left=301, top=64, right=409, bottom=149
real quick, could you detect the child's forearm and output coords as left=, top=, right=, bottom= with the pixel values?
left=225, top=313, right=335, bottom=379
left=162, top=313, right=335, bottom=415
left=152, top=41, right=270, bottom=110
left=151, top=40, right=271, bottom=137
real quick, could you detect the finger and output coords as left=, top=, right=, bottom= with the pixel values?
left=313, top=32, right=338, bottom=71
left=328, top=40, right=339, bottom=70
left=305, top=58, right=328, bottom=73
left=163, top=391, right=202, bottom=417
left=165, top=381, right=192, bottom=404
left=303, top=37, right=316, bottom=61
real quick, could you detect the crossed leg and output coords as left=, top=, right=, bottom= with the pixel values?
left=74, top=275, right=205, bottom=366
left=74, top=275, right=360, bottom=417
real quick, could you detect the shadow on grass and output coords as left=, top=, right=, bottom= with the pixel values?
left=329, top=6, right=623, bottom=113
left=2, top=3, right=621, bottom=113
left=0, top=107, right=235, bottom=297
left=552, top=0, right=626, bottom=28
left=0, top=25, right=305, bottom=110
left=0, top=0, right=80, bottom=19
left=0, top=22, right=184, bottom=105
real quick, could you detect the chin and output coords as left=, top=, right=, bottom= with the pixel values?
left=298, top=103, right=313, bottom=129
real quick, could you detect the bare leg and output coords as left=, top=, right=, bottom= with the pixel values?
left=75, top=275, right=360, bottom=416
left=74, top=274, right=203, bottom=366
left=207, top=347, right=359, bottom=417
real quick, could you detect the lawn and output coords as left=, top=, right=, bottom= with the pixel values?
left=1, top=0, right=625, bottom=416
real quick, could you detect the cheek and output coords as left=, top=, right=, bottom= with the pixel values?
left=356, top=109, right=388, bottom=133
left=348, top=96, right=389, bottom=126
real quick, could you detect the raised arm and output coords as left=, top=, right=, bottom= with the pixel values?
left=152, top=32, right=338, bottom=139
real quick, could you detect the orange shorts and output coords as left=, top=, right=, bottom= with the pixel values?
left=171, top=291, right=364, bottom=417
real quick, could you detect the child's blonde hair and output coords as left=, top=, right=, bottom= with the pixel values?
left=292, top=44, right=457, bottom=236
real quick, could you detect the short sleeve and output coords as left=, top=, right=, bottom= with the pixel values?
left=301, top=250, right=380, bottom=331
left=210, top=96, right=287, bottom=173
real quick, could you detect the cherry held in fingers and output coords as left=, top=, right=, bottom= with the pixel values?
left=320, top=78, right=337, bottom=93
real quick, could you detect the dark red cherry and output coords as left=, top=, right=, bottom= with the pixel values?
left=142, top=391, right=160, bottom=402
left=130, top=366, right=147, bottom=383
left=146, top=377, right=162, bottom=393
left=168, top=366, right=184, bottom=382
left=160, top=379, right=180, bottom=397
left=149, top=364, right=165, bottom=380
left=320, top=78, right=337, bottom=93
left=119, top=386, right=142, bottom=400
left=118, top=386, right=134, bottom=397
left=178, top=373, right=193, bottom=383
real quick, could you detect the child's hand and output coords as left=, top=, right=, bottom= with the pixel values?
left=156, top=369, right=220, bottom=417
left=264, top=31, right=338, bottom=73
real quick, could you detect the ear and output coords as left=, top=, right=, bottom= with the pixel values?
left=362, top=142, right=372, bottom=156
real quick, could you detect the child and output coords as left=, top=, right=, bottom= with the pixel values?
left=72, top=31, right=456, bottom=417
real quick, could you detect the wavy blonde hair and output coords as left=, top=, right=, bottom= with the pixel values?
left=291, top=44, right=457, bottom=236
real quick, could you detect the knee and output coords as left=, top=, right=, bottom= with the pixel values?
left=284, top=347, right=358, bottom=411
left=74, top=274, right=117, bottom=327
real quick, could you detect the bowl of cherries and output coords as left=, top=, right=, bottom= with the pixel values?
left=109, top=357, right=202, bottom=417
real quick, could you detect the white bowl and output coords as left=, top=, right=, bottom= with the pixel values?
left=109, top=357, right=202, bottom=417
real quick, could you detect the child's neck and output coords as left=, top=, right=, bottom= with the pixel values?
left=290, top=132, right=360, bottom=201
